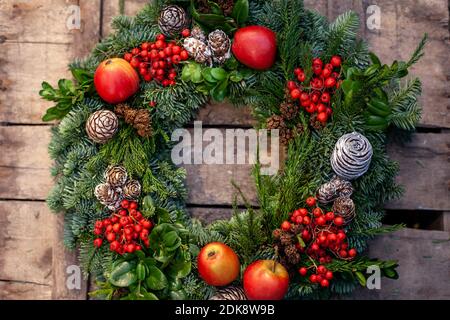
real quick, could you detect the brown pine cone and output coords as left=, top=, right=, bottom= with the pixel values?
left=115, top=104, right=152, bottom=138
left=295, top=123, right=305, bottom=136
left=284, top=245, right=301, bottom=265
left=280, top=233, right=294, bottom=246
left=280, top=128, right=295, bottom=145
left=266, top=114, right=285, bottom=130
left=279, top=102, right=298, bottom=121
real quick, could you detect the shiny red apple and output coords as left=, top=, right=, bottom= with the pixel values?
left=243, top=260, right=289, bottom=300
left=197, top=242, right=240, bottom=286
left=232, top=26, right=277, bottom=70
left=94, top=58, right=140, bottom=104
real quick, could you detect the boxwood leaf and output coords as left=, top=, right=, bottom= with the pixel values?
left=109, top=261, right=138, bottom=287
left=146, top=265, right=168, bottom=290
left=232, top=0, right=249, bottom=25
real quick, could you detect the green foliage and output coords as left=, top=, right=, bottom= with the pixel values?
left=40, top=68, right=94, bottom=121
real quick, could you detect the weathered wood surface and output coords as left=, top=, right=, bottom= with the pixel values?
left=0, top=0, right=449, bottom=300
left=1, top=126, right=448, bottom=211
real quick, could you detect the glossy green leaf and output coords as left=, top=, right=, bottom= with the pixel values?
left=211, top=78, right=229, bottom=102
left=202, top=68, right=217, bottom=83
left=232, top=0, right=249, bottom=25
left=355, top=271, right=367, bottom=287
left=208, top=1, right=223, bottom=15
left=169, top=290, right=187, bottom=300
left=109, top=261, right=138, bottom=287
left=146, top=265, right=168, bottom=290
left=211, top=68, right=228, bottom=81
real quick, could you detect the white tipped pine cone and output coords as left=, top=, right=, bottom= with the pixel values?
left=191, top=26, right=207, bottom=42
left=208, top=29, right=231, bottom=65
left=183, top=37, right=212, bottom=65
left=94, top=183, right=122, bottom=210
left=104, top=165, right=128, bottom=187
left=158, top=5, right=188, bottom=37
left=86, top=110, right=118, bottom=144
left=332, top=196, right=356, bottom=224
left=210, top=286, right=247, bottom=300
left=123, top=179, right=142, bottom=200
left=317, top=175, right=353, bottom=204
left=331, top=132, right=373, bottom=180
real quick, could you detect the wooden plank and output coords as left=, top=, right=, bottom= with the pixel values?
left=102, top=0, right=149, bottom=37
left=1, top=126, right=448, bottom=210
left=196, top=102, right=255, bottom=127
left=345, top=228, right=450, bottom=300
left=0, top=1, right=101, bottom=124
left=0, top=201, right=53, bottom=285
left=386, top=133, right=450, bottom=211
left=0, top=281, right=51, bottom=300
left=189, top=207, right=234, bottom=225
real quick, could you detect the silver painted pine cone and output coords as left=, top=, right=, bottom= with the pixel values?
left=94, top=183, right=122, bottom=210
left=317, top=175, right=353, bottom=204
left=210, top=286, right=247, bottom=300
left=208, top=29, right=231, bottom=65
left=158, top=5, right=188, bottom=37
left=86, top=110, right=119, bottom=144
left=331, top=132, right=373, bottom=180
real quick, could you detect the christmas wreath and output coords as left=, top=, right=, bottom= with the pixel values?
left=40, top=0, right=426, bottom=300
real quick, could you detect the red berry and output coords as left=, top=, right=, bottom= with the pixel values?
left=317, top=112, right=328, bottom=123
left=140, top=50, right=148, bottom=58
left=305, top=103, right=316, bottom=114
left=320, top=92, right=330, bottom=103
left=159, top=60, right=166, bottom=69
left=334, top=216, right=344, bottom=226
left=337, top=232, right=346, bottom=241
left=110, top=241, right=120, bottom=251
left=313, top=65, right=322, bottom=75
left=156, top=34, right=166, bottom=41
left=150, top=49, right=159, bottom=60
left=155, top=40, right=165, bottom=49
left=316, top=216, right=326, bottom=226
left=325, top=271, right=333, bottom=280
left=164, top=47, right=173, bottom=56
left=131, top=48, right=140, bottom=55
left=294, top=68, right=303, bottom=75
left=305, top=197, right=316, bottom=207
left=312, top=58, right=323, bottom=67
left=320, top=279, right=330, bottom=287
left=158, top=51, right=166, bottom=59
left=300, top=99, right=311, bottom=108
left=303, top=216, right=311, bottom=225
left=141, top=42, right=150, bottom=50
left=327, top=233, right=337, bottom=242
left=298, top=208, right=308, bottom=216
left=348, top=248, right=357, bottom=257
left=330, top=55, right=342, bottom=67
left=149, top=101, right=156, bottom=107
left=310, top=274, right=317, bottom=283
left=162, top=79, right=170, bottom=87
left=181, top=28, right=191, bottom=37
left=299, top=267, right=308, bottom=276
left=106, top=232, right=115, bottom=242
left=311, top=243, right=319, bottom=251
left=130, top=58, right=140, bottom=68
left=140, top=230, right=149, bottom=240
left=317, top=265, right=327, bottom=274
left=339, top=250, right=348, bottom=258
left=324, top=77, right=337, bottom=88
left=290, top=89, right=301, bottom=99
left=139, top=67, right=148, bottom=75
left=120, top=217, right=129, bottom=226
left=180, top=50, right=189, bottom=61
left=112, top=223, right=121, bottom=233
left=331, top=72, right=340, bottom=79
left=310, top=92, right=320, bottom=103
left=297, top=73, right=306, bottom=82
left=281, top=221, right=291, bottom=231
left=324, top=63, right=333, bottom=70
left=311, top=78, right=324, bottom=89
left=106, top=225, right=113, bottom=232
left=126, top=243, right=136, bottom=253
left=295, top=216, right=303, bottom=224
left=317, top=103, right=327, bottom=114
left=325, top=212, right=335, bottom=221
left=287, top=81, right=297, bottom=91
left=93, top=238, right=103, bottom=248
left=318, top=235, right=327, bottom=244
left=135, top=245, right=142, bottom=251
left=94, top=228, right=102, bottom=235
left=301, top=230, right=310, bottom=239
left=326, top=107, right=333, bottom=116
left=157, top=69, right=165, bottom=76
left=313, top=207, right=323, bottom=217
left=142, top=220, right=152, bottom=229
left=172, top=45, right=181, bottom=55
left=124, top=53, right=133, bottom=61
left=121, top=199, right=130, bottom=209
left=95, top=220, right=103, bottom=229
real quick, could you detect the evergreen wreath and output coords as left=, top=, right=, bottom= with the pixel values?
left=40, top=0, right=426, bottom=300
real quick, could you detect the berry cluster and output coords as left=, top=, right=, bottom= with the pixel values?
left=287, top=55, right=342, bottom=124
left=123, top=33, right=190, bottom=87
left=279, top=196, right=357, bottom=287
left=93, top=199, right=153, bottom=254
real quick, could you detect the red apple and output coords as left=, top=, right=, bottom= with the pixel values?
left=232, top=26, right=277, bottom=70
left=197, top=242, right=240, bottom=286
left=94, top=58, right=140, bottom=104
left=243, top=260, right=289, bottom=300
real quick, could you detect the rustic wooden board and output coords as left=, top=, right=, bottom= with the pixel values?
left=0, top=281, right=51, bottom=300
left=1, top=126, right=449, bottom=211
left=102, top=0, right=149, bottom=37
left=344, top=228, right=450, bottom=300
left=0, top=201, right=53, bottom=285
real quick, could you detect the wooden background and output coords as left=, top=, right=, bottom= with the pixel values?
left=0, top=0, right=449, bottom=300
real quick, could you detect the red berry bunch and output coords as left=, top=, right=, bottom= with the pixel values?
left=280, top=195, right=357, bottom=287
left=287, top=55, right=342, bottom=124
left=123, top=34, right=189, bottom=87
left=93, top=199, right=154, bottom=255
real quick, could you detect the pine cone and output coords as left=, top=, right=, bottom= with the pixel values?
left=191, top=25, right=207, bottom=42
left=210, top=286, right=247, bottom=300
left=280, top=233, right=294, bottom=246
left=332, top=196, right=356, bottom=224
left=280, top=128, right=294, bottom=145
left=104, top=165, right=128, bottom=187
left=295, top=123, right=305, bottom=136
left=208, top=30, right=231, bottom=65
left=272, top=228, right=282, bottom=240
left=115, top=104, right=152, bottom=138
left=86, top=110, right=119, bottom=144
left=158, top=5, right=187, bottom=37
left=266, top=115, right=285, bottom=130
left=331, top=132, right=373, bottom=180
left=279, top=102, right=298, bottom=121
left=183, top=37, right=212, bottom=66
left=94, top=183, right=122, bottom=210
left=123, top=179, right=142, bottom=200
left=317, top=176, right=354, bottom=204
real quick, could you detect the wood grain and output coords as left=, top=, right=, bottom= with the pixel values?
left=1, top=126, right=448, bottom=211
left=0, top=281, right=51, bottom=300
left=0, top=201, right=53, bottom=285
left=345, top=228, right=450, bottom=300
